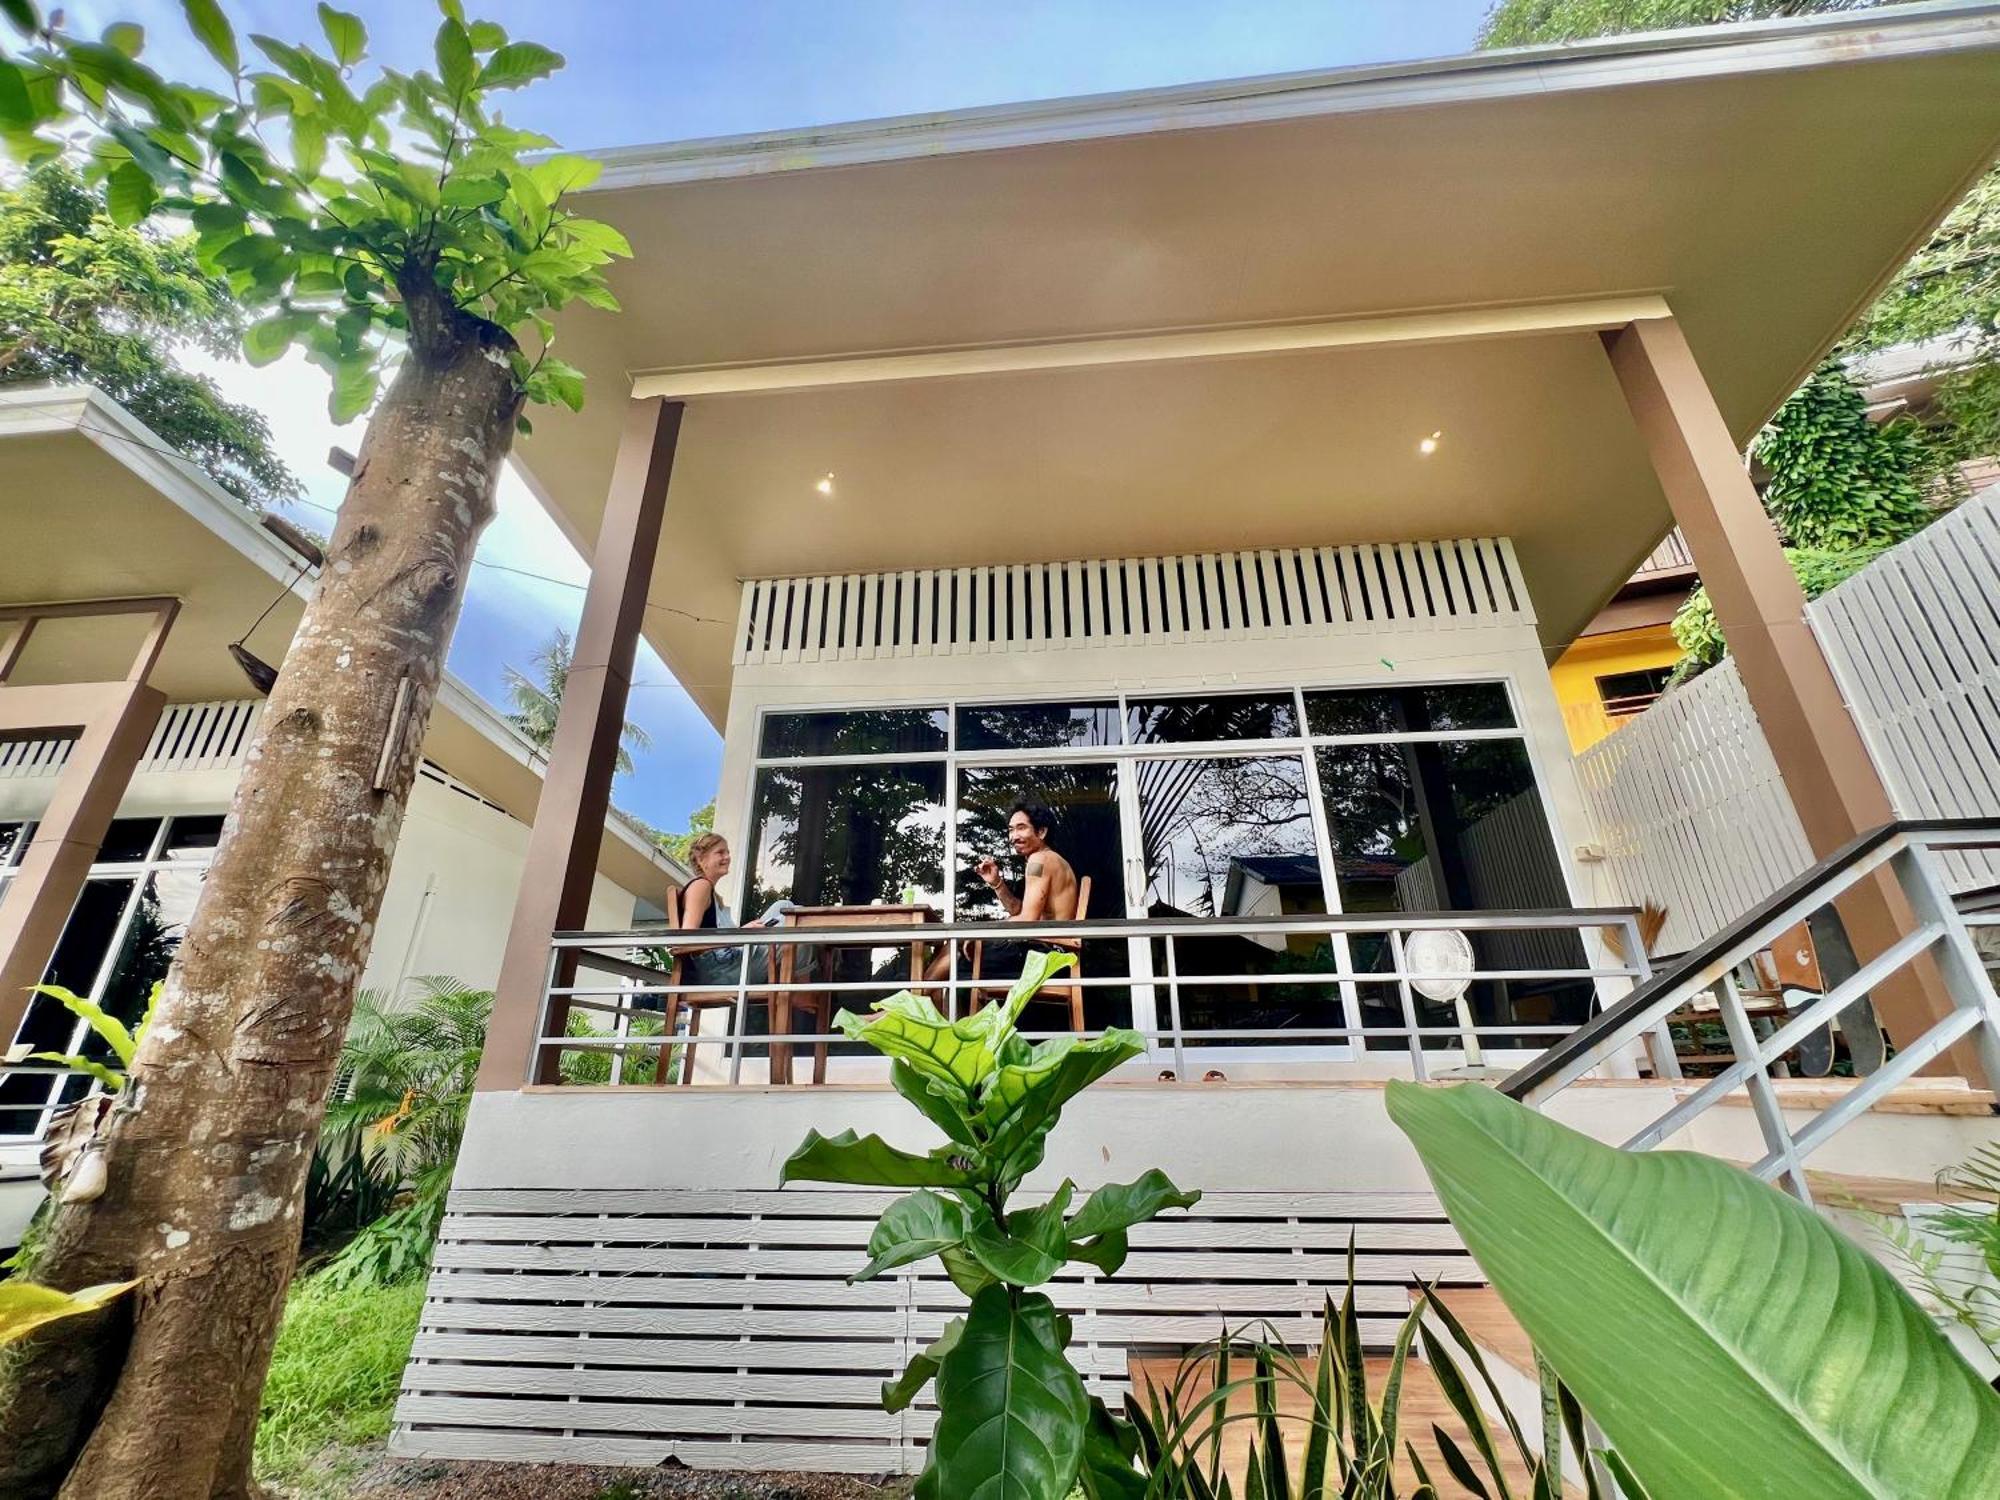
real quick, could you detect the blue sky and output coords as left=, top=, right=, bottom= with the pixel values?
left=92, top=0, right=1496, bottom=832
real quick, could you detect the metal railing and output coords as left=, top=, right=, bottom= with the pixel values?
left=528, top=906, right=1665, bottom=1087
left=1503, top=820, right=2000, bottom=1203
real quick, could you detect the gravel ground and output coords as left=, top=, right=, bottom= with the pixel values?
left=344, top=1456, right=913, bottom=1500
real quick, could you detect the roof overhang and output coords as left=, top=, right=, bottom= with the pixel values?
left=511, top=2, right=2000, bottom=727
left=0, top=386, right=686, bottom=900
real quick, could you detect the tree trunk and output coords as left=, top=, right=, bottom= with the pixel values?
left=0, top=306, right=521, bottom=1500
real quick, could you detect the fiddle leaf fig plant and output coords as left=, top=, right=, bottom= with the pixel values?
left=782, top=949, right=1199, bottom=1500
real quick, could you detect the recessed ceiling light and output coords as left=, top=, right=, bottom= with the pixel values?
left=1417, top=431, right=1442, bottom=456
left=815, top=472, right=835, bottom=496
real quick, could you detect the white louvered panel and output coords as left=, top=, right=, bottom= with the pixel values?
left=0, top=699, right=263, bottom=780
left=394, top=1186, right=1473, bottom=1476
left=731, top=538, right=1534, bottom=665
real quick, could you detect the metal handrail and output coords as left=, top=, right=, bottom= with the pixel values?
left=531, top=905, right=1661, bottom=1087
left=1500, top=818, right=2000, bottom=1203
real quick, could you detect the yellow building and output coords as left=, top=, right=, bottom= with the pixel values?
left=1550, top=532, right=1696, bottom=751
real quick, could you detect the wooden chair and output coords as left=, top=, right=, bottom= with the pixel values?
left=654, top=887, right=827, bottom=1086
left=968, top=875, right=1092, bottom=1032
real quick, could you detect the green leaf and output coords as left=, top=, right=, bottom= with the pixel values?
left=780, top=1128, right=971, bottom=1189
left=854, top=1189, right=969, bottom=1282
left=966, top=1181, right=1074, bottom=1288
left=104, top=160, right=157, bottom=226
left=243, top=313, right=300, bottom=367
left=1385, top=1080, right=2000, bottom=1500
left=477, top=41, right=562, bottom=91
left=434, top=16, right=474, bottom=97
left=883, top=1315, right=962, bottom=1413
left=1, top=1281, right=138, bottom=1346
left=1066, top=1168, right=1201, bottom=1243
left=1, top=1, right=39, bottom=38
left=538, top=356, right=585, bottom=413
left=920, top=1285, right=1087, bottom=1500
left=834, top=990, right=1001, bottom=1100
left=890, top=1059, right=978, bottom=1147
left=979, top=1028, right=1143, bottom=1187
left=1078, top=1394, right=1147, bottom=1500
left=290, top=112, right=326, bottom=178
left=466, top=19, right=507, bottom=51
left=1066, top=1228, right=1128, bottom=1277
left=181, top=0, right=239, bottom=72
left=102, top=22, right=144, bottom=58
left=317, top=3, right=366, bottom=66
left=30, top=984, right=137, bottom=1066
left=0, top=59, right=32, bottom=130
left=329, top=357, right=378, bottom=424
left=440, top=173, right=505, bottom=209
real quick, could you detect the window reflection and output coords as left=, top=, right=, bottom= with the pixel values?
left=1304, top=683, right=1513, bottom=737
left=955, top=701, right=1121, bottom=752
left=1138, top=754, right=1340, bottom=1046
left=1315, top=737, right=1588, bottom=1047
left=745, top=763, right=946, bottom=912
left=759, top=707, right=947, bottom=759
left=1126, top=692, right=1298, bottom=745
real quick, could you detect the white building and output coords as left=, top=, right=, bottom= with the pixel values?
left=0, top=384, right=687, bottom=1242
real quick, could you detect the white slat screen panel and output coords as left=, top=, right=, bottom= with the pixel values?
left=1573, top=657, right=1815, bottom=956
left=1808, top=488, right=2000, bottom=897
left=393, top=1186, right=1474, bottom=1475
left=733, top=538, right=1532, bottom=667
left=0, top=698, right=264, bottom=780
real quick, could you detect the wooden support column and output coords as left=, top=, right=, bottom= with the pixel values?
left=0, top=597, right=177, bottom=1051
left=480, top=398, right=683, bottom=1090
left=0, top=683, right=166, bottom=1047
left=1601, top=316, right=1975, bottom=1079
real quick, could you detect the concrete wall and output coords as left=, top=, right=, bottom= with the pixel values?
left=366, top=775, right=639, bottom=1000
left=456, top=1081, right=1992, bottom=1202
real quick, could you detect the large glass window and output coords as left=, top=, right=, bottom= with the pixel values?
left=742, top=678, right=1583, bottom=1057
left=1137, top=753, right=1337, bottom=1047
left=1315, top=733, right=1589, bottom=1047
left=744, top=763, right=946, bottom=913
left=957, top=764, right=1130, bottom=1028
left=956, top=701, right=1120, bottom=752
left=1, top=815, right=216, bottom=1139
left=1127, top=692, right=1298, bottom=745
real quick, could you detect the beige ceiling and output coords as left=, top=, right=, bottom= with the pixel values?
left=0, top=420, right=677, bottom=900
left=513, top=23, right=2000, bottom=727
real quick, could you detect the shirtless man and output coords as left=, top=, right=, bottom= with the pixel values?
left=924, top=801, right=1079, bottom=989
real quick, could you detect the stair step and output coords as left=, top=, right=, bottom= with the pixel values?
left=1806, top=1169, right=1997, bottom=1215
left=1695, top=1079, right=1996, bottom=1117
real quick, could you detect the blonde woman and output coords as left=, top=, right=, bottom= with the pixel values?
left=675, top=833, right=773, bottom=986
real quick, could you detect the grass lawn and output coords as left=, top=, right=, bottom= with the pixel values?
left=255, top=1274, right=425, bottom=1497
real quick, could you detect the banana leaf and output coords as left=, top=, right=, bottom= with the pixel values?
left=1386, top=1079, right=2000, bottom=1500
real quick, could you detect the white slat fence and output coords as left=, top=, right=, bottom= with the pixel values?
left=1808, top=489, right=2000, bottom=898
left=1574, top=489, right=2000, bottom=951
left=1573, top=658, right=1815, bottom=956
left=733, top=538, right=1533, bottom=666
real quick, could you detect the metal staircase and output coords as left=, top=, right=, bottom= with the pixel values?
left=1503, top=819, right=2000, bottom=1202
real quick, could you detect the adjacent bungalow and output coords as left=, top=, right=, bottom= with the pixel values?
left=0, top=384, right=687, bottom=1242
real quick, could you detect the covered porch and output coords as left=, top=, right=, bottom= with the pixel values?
left=474, top=7, right=2000, bottom=1098
left=394, top=9, right=2000, bottom=1474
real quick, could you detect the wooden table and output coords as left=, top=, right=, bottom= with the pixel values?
left=771, top=904, right=940, bottom=1084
